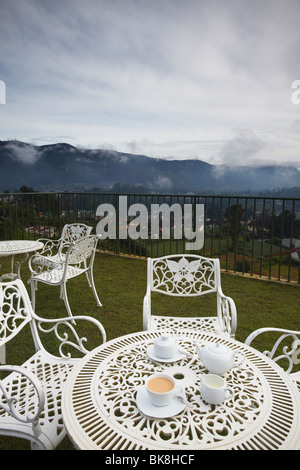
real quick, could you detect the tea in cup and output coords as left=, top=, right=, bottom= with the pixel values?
left=145, top=373, right=176, bottom=407
left=200, top=374, right=233, bottom=405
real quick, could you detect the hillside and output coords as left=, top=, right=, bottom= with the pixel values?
left=0, top=140, right=299, bottom=194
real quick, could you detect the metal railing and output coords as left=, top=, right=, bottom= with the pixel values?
left=1, top=191, right=299, bottom=284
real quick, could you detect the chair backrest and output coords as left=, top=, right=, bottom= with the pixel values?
left=148, top=254, right=220, bottom=296
left=0, top=280, right=34, bottom=346
left=66, top=235, right=99, bottom=266
left=60, top=223, right=93, bottom=244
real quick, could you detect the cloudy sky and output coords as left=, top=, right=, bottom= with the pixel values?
left=0, top=0, right=300, bottom=167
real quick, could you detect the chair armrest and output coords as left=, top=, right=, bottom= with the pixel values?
left=28, top=253, right=64, bottom=275
left=0, top=365, right=45, bottom=424
left=245, top=327, right=300, bottom=346
left=36, top=238, right=62, bottom=256
left=244, top=328, right=300, bottom=375
left=244, top=327, right=269, bottom=346
left=31, top=313, right=106, bottom=358
left=217, top=290, right=237, bottom=338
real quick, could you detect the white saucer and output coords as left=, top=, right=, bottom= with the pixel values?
left=136, top=385, right=186, bottom=418
left=147, top=345, right=186, bottom=363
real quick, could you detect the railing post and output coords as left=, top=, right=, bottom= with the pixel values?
left=115, top=194, right=120, bottom=255
left=58, top=193, right=62, bottom=235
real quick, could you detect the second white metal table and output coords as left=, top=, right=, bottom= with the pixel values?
left=0, top=240, right=44, bottom=280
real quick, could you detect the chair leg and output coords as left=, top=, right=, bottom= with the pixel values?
left=59, top=285, right=63, bottom=300
left=88, top=269, right=102, bottom=307
left=61, top=282, right=74, bottom=318
left=84, top=260, right=91, bottom=287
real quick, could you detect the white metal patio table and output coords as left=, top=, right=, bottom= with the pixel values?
left=62, top=330, right=300, bottom=450
left=0, top=240, right=44, bottom=280
left=0, top=240, right=44, bottom=363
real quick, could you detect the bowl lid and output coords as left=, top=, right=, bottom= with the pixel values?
left=154, top=333, right=176, bottom=346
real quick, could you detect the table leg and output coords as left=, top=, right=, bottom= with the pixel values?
left=15, top=253, right=29, bottom=279
left=0, top=255, right=18, bottom=281
left=0, top=253, right=29, bottom=281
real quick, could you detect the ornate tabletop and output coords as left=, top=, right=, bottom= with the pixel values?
left=0, top=240, right=44, bottom=280
left=0, top=240, right=44, bottom=255
left=62, top=330, right=300, bottom=450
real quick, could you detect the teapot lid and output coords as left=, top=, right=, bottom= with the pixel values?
left=155, top=333, right=176, bottom=345
left=207, top=342, right=229, bottom=355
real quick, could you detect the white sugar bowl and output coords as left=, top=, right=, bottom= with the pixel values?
left=153, top=333, right=178, bottom=359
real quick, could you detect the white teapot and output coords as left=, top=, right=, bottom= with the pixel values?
left=153, top=333, right=178, bottom=359
left=195, top=342, right=245, bottom=375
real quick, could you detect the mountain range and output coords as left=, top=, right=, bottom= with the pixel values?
left=0, top=140, right=299, bottom=195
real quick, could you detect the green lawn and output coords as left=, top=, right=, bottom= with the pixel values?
left=0, top=251, right=299, bottom=450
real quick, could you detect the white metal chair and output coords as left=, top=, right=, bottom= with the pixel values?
left=33, top=223, right=94, bottom=291
left=29, top=235, right=102, bottom=318
left=245, top=327, right=300, bottom=390
left=36, top=223, right=93, bottom=262
left=0, top=279, right=106, bottom=450
left=143, top=254, right=237, bottom=338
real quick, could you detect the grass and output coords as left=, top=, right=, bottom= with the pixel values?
left=0, top=251, right=299, bottom=450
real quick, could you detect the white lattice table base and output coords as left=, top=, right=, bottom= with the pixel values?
left=62, top=330, right=300, bottom=450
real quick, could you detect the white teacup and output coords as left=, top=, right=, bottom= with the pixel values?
left=200, top=374, right=233, bottom=405
left=145, top=373, right=176, bottom=407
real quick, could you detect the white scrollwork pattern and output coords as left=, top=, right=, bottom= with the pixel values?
left=0, top=365, right=45, bottom=425
left=152, top=257, right=216, bottom=295
left=265, top=334, right=300, bottom=374
left=66, top=331, right=300, bottom=450
left=93, top=337, right=266, bottom=448
left=0, top=284, right=31, bottom=342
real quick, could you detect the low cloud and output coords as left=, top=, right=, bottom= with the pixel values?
left=154, top=175, right=173, bottom=191
left=217, top=129, right=266, bottom=167
left=7, top=141, right=41, bottom=164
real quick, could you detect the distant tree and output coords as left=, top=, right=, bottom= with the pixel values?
left=273, top=210, right=300, bottom=238
left=225, top=203, right=243, bottom=250
left=20, top=185, right=35, bottom=193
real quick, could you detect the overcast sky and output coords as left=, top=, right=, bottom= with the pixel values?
left=0, top=0, right=300, bottom=167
